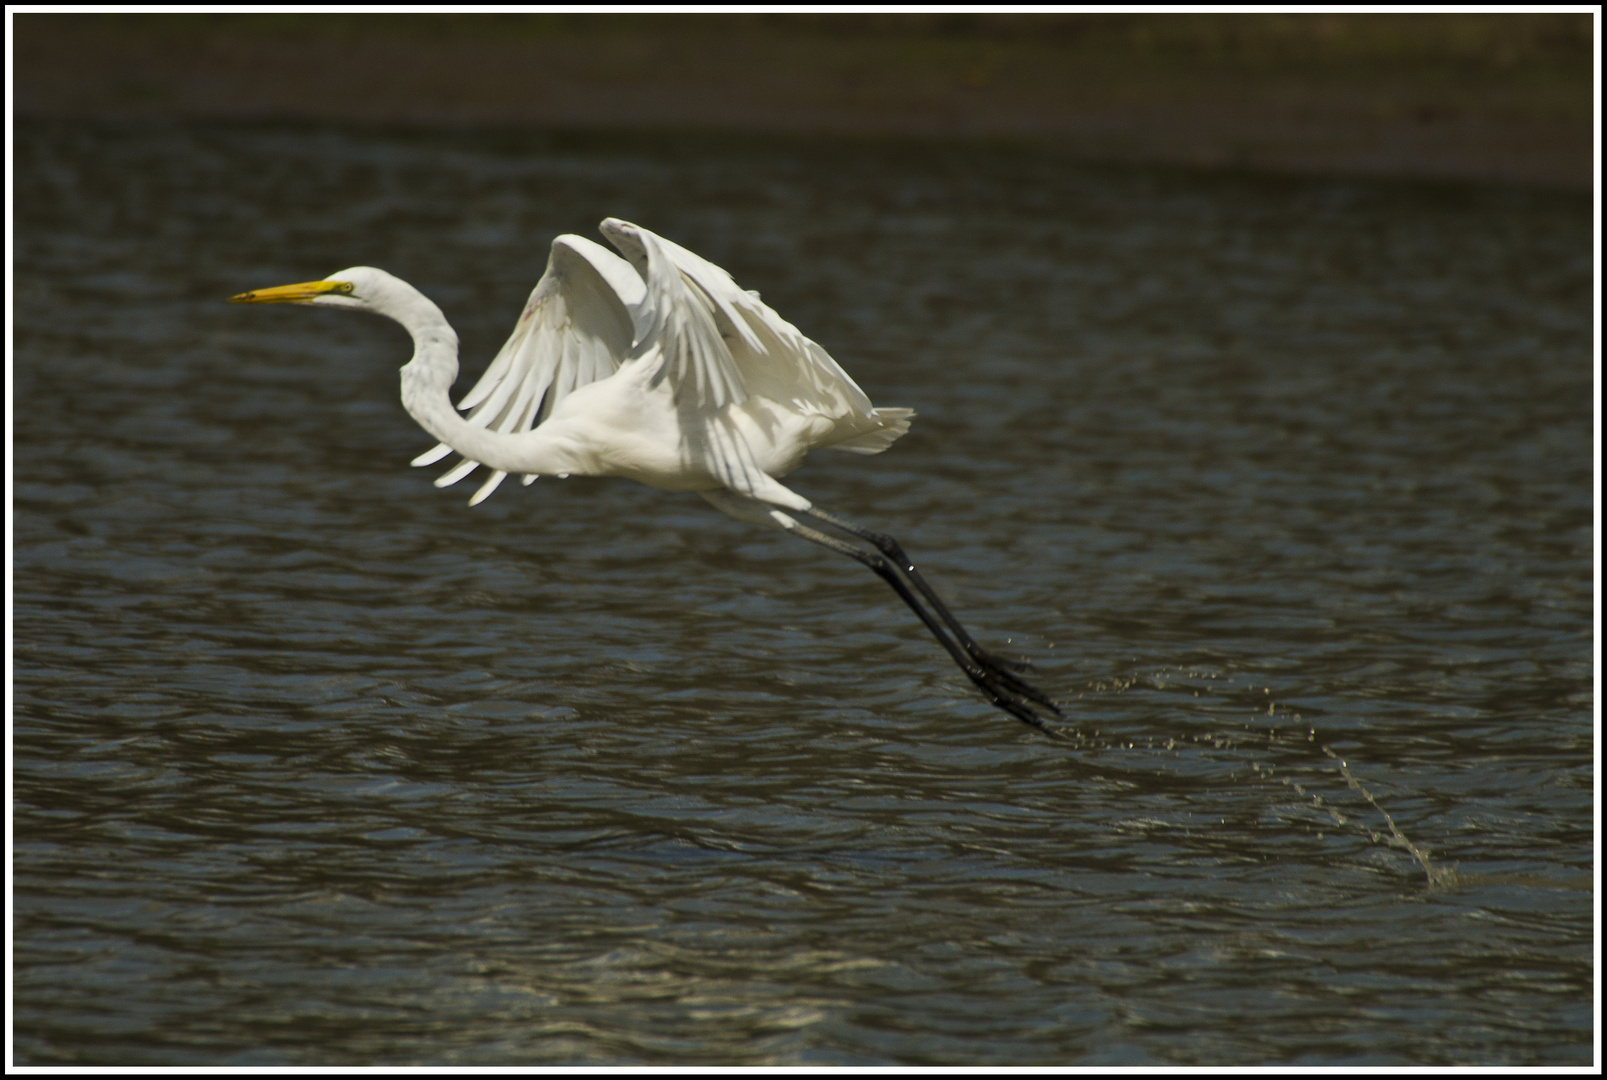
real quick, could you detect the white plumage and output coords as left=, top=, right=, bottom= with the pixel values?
left=231, top=219, right=1059, bottom=735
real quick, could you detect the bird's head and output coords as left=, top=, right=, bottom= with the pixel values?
left=229, top=266, right=405, bottom=313
left=232, top=265, right=453, bottom=347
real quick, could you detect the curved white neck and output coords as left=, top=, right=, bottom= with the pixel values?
left=382, top=286, right=574, bottom=477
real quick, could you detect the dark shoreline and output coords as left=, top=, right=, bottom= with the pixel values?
left=14, top=13, right=1594, bottom=191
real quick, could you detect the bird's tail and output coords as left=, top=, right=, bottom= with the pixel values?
left=825, top=407, right=915, bottom=455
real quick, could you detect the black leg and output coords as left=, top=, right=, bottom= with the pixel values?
left=800, top=506, right=1061, bottom=714
left=781, top=519, right=1065, bottom=738
left=804, top=506, right=1033, bottom=668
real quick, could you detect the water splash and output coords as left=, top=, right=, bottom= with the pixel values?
left=1051, top=668, right=1454, bottom=888
left=1319, top=744, right=1457, bottom=888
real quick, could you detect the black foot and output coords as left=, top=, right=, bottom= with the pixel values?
left=959, top=647, right=1064, bottom=733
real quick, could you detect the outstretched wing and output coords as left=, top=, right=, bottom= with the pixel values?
left=649, top=233, right=877, bottom=422
left=632, top=226, right=749, bottom=411
left=621, top=226, right=807, bottom=510
left=414, top=234, right=645, bottom=505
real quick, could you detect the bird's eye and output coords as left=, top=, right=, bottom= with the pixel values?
left=332, top=282, right=355, bottom=295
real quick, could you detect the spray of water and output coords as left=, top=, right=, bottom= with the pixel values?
left=1049, top=667, right=1454, bottom=888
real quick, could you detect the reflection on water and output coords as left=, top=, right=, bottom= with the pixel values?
left=12, top=121, right=1594, bottom=1065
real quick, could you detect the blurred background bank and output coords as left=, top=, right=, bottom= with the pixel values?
left=13, top=12, right=1594, bottom=190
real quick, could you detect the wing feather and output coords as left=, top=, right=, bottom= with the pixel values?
left=615, top=225, right=806, bottom=509
left=415, top=234, right=641, bottom=501
left=635, top=229, right=749, bottom=412
left=650, top=233, right=876, bottom=421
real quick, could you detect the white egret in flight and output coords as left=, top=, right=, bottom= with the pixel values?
left=232, top=219, right=1061, bottom=734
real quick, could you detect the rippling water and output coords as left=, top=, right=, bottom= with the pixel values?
left=12, top=121, right=1595, bottom=1065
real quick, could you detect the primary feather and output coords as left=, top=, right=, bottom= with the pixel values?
left=413, top=220, right=913, bottom=507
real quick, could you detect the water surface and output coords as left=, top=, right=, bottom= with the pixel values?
left=11, top=121, right=1595, bottom=1065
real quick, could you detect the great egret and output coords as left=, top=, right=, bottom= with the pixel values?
left=231, top=219, right=1061, bottom=734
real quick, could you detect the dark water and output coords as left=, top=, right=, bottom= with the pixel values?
left=11, top=120, right=1595, bottom=1066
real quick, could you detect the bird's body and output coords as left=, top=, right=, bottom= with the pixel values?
left=233, top=219, right=1060, bottom=734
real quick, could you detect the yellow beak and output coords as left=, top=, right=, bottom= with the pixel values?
left=229, top=280, right=354, bottom=303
